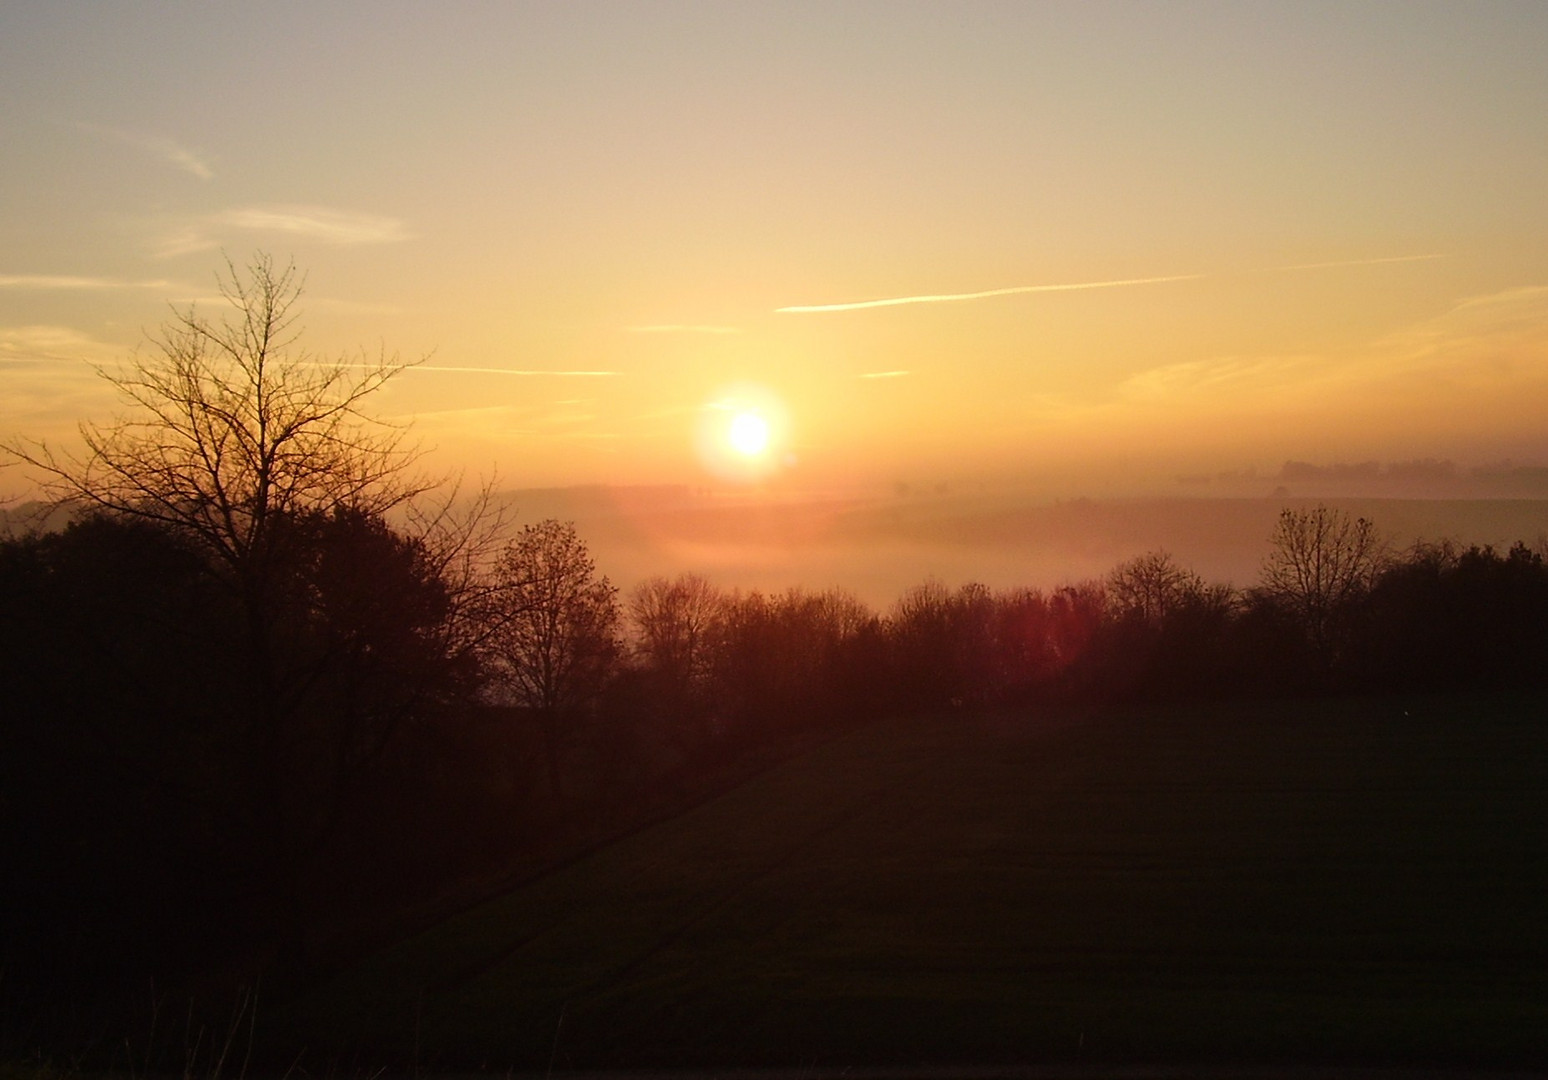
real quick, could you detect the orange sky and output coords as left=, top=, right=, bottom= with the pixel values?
left=5, top=2, right=1548, bottom=502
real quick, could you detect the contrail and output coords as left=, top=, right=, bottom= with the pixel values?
left=1264, top=253, right=1450, bottom=273
left=776, top=254, right=1450, bottom=314
left=776, top=273, right=1205, bottom=314
left=859, top=370, right=911, bottom=379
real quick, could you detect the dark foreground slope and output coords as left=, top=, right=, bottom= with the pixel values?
left=276, top=694, right=1548, bottom=1069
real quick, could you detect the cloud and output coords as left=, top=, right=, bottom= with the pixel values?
left=0, top=274, right=396, bottom=317
left=777, top=273, right=1205, bottom=314
left=405, top=404, right=527, bottom=422
left=0, top=324, right=119, bottom=363
left=155, top=205, right=413, bottom=257
left=402, top=402, right=621, bottom=443
left=1080, top=282, right=1548, bottom=456
left=297, top=296, right=402, bottom=315
left=1446, top=284, right=1548, bottom=312
left=1117, top=354, right=1328, bottom=402
left=407, top=365, right=616, bottom=377
left=1367, top=284, right=1548, bottom=384
left=79, top=123, right=214, bottom=179
left=217, top=207, right=411, bottom=244
left=317, top=362, right=615, bottom=377
left=0, top=275, right=178, bottom=291
left=0, top=326, right=120, bottom=433
left=626, top=324, right=742, bottom=335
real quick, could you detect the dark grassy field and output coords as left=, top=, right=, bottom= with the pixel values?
left=276, top=693, right=1548, bottom=1070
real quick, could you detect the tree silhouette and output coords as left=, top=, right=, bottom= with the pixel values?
left=1107, top=550, right=1206, bottom=626
left=1258, top=504, right=1385, bottom=667
left=631, top=574, right=721, bottom=692
left=1357, top=539, right=1548, bottom=690
left=6, top=255, right=424, bottom=578
left=629, top=573, right=723, bottom=749
left=1, top=255, right=452, bottom=957
left=487, top=520, right=621, bottom=795
left=3, top=255, right=429, bottom=744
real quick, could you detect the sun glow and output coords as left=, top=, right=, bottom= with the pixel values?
left=695, top=385, right=789, bottom=482
left=727, top=411, right=771, bottom=457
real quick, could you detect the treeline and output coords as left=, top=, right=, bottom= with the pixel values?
left=5, top=500, right=1548, bottom=1024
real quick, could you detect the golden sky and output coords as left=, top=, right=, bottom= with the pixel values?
left=5, top=1, right=1548, bottom=500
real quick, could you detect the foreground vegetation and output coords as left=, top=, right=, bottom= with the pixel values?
left=276, top=691, right=1548, bottom=1069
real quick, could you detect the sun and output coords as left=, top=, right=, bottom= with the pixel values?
left=727, top=410, right=771, bottom=457
left=694, top=384, right=789, bottom=482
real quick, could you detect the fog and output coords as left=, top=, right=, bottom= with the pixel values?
left=493, top=485, right=1548, bottom=608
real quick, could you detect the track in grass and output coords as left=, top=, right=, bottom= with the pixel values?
left=279, top=693, right=1548, bottom=1069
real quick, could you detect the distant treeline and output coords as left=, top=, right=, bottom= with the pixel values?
left=4, top=499, right=1547, bottom=1042
left=1187, top=457, right=1548, bottom=497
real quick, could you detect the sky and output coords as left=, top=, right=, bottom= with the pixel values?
left=5, top=0, right=1548, bottom=503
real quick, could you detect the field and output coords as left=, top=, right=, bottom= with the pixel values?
left=277, top=693, right=1548, bottom=1070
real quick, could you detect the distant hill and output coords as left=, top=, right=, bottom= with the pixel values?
left=10, top=485, right=1547, bottom=606
left=491, top=486, right=1548, bottom=606
left=0, top=500, right=72, bottom=536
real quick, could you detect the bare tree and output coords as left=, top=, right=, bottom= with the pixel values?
left=0, top=256, right=474, bottom=959
left=4, top=252, right=440, bottom=741
left=405, top=472, right=516, bottom=667
left=888, top=579, right=1002, bottom=708
left=487, top=519, right=621, bottom=794
left=1259, top=504, right=1386, bottom=659
left=2, top=256, right=443, bottom=916
left=1107, top=550, right=1206, bottom=625
left=6, top=255, right=425, bottom=580
left=627, top=574, right=727, bottom=750
left=630, top=573, right=722, bottom=686
left=5, top=251, right=435, bottom=745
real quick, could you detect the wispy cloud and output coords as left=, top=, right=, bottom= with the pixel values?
left=0, top=275, right=396, bottom=316
left=299, top=296, right=403, bottom=315
left=859, top=370, right=911, bottom=379
left=1108, top=282, right=1548, bottom=419
left=1371, top=283, right=1548, bottom=378
left=0, top=324, right=118, bottom=363
left=0, top=274, right=178, bottom=291
left=403, top=402, right=622, bottom=443
left=297, top=362, right=615, bottom=378
left=217, top=206, right=411, bottom=244
left=1118, top=354, right=1329, bottom=402
left=408, top=365, right=616, bottom=377
left=79, top=122, right=214, bottom=179
left=626, top=324, right=742, bottom=334
left=156, top=205, right=413, bottom=257
left=0, top=326, right=120, bottom=431
left=405, top=404, right=528, bottom=422
left=286, top=360, right=618, bottom=379
left=777, top=274, right=1204, bottom=314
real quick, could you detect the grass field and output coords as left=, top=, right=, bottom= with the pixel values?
left=276, top=693, right=1548, bottom=1070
